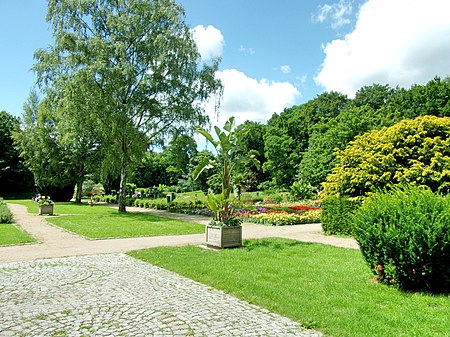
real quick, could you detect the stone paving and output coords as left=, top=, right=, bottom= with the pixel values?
left=0, top=254, right=323, bottom=337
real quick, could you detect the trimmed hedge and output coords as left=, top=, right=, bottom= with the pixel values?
left=321, top=196, right=361, bottom=235
left=353, top=186, right=450, bottom=293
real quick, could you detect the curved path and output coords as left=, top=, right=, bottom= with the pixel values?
left=0, top=203, right=357, bottom=337
left=0, top=204, right=358, bottom=264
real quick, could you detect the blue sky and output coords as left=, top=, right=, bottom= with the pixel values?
left=1, top=0, right=450, bottom=126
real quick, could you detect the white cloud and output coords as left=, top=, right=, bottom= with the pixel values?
left=315, top=0, right=450, bottom=97
left=313, top=0, right=353, bottom=29
left=191, top=25, right=224, bottom=61
left=280, top=65, right=291, bottom=74
left=238, top=45, right=256, bottom=56
left=204, top=69, right=300, bottom=127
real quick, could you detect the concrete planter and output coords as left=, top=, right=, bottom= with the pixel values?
left=38, top=204, right=53, bottom=215
left=206, top=225, right=242, bottom=249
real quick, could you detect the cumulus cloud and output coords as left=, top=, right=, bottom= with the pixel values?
left=315, top=0, right=450, bottom=97
left=312, top=0, right=353, bottom=29
left=204, top=69, right=300, bottom=127
left=191, top=25, right=224, bottom=61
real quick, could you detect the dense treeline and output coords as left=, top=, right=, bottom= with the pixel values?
left=2, top=76, right=450, bottom=199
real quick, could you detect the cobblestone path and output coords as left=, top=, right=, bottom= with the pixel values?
left=0, top=254, right=322, bottom=337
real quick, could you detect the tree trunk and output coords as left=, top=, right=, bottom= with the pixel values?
left=75, top=180, right=83, bottom=203
left=118, top=162, right=127, bottom=213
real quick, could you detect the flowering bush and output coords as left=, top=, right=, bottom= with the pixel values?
left=247, top=210, right=321, bottom=226
left=35, top=196, right=54, bottom=206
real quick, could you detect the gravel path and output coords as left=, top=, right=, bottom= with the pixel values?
left=0, top=204, right=358, bottom=264
left=0, top=203, right=357, bottom=336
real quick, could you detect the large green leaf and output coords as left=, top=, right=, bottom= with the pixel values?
left=192, top=156, right=212, bottom=180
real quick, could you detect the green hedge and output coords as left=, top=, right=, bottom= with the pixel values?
left=321, top=196, right=361, bottom=235
left=354, top=186, right=450, bottom=293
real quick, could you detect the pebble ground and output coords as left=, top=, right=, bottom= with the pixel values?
left=0, top=253, right=323, bottom=337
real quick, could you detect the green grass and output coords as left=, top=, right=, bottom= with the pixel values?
left=8, top=200, right=204, bottom=239
left=0, top=223, right=35, bottom=245
left=129, top=238, right=450, bottom=337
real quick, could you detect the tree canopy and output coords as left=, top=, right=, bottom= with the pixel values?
left=33, top=0, right=222, bottom=211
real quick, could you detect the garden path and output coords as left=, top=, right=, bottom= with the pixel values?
left=0, top=203, right=358, bottom=264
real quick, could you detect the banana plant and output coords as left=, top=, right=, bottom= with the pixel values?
left=193, top=117, right=240, bottom=225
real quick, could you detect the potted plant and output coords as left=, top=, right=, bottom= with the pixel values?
left=35, top=196, right=54, bottom=215
left=194, top=117, right=242, bottom=248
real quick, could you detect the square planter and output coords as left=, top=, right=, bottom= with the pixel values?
left=206, top=225, right=242, bottom=249
left=38, top=204, right=54, bottom=215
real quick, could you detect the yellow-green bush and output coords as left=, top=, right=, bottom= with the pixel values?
left=324, top=115, right=450, bottom=197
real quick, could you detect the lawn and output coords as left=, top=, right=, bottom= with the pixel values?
left=129, top=238, right=450, bottom=337
left=0, top=223, right=35, bottom=245
left=8, top=200, right=204, bottom=239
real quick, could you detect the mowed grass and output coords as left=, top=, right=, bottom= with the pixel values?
left=8, top=200, right=204, bottom=239
left=129, top=238, right=450, bottom=337
left=0, top=223, right=35, bottom=245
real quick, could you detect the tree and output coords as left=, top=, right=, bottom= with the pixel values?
left=13, top=92, right=78, bottom=201
left=34, top=0, right=222, bottom=212
left=264, top=92, right=349, bottom=187
left=0, top=111, right=34, bottom=196
left=353, top=83, right=396, bottom=110
left=163, top=135, right=198, bottom=186
left=234, top=121, right=267, bottom=191
left=299, top=105, right=383, bottom=187
left=323, top=115, right=450, bottom=197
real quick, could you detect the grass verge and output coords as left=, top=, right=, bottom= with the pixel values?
left=129, top=238, right=450, bottom=337
left=0, top=223, right=35, bottom=245
left=8, top=200, right=204, bottom=239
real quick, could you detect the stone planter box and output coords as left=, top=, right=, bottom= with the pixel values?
left=38, top=204, right=54, bottom=215
left=206, top=225, right=242, bottom=249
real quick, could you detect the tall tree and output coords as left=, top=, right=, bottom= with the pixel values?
left=34, top=0, right=222, bottom=212
left=0, top=111, right=34, bottom=196
left=13, top=92, right=77, bottom=201
left=264, top=92, right=349, bottom=187
left=235, top=121, right=267, bottom=191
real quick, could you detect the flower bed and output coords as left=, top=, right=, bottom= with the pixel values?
left=246, top=210, right=321, bottom=226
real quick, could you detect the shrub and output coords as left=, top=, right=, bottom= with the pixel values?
left=0, top=201, right=13, bottom=224
left=321, top=196, right=361, bottom=235
left=353, top=186, right=450, bottom=293
left=324, top=115, right=450, bottom=198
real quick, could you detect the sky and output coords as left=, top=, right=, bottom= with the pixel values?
left=1, top=0, right=450, bottom=127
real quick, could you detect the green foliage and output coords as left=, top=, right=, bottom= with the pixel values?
left=12, top=92, right=78, bottom=201
left=299, top=106, right=383, bottom=187
left=354, top=186, right=450, bottom=293
left=324, top=115, right=450, bottom=197
left=264, top=92, right=350, bottom=187
left=321, top=196, right=362, bottom=235
left=81, top=180, right=104, bottom=197
left=234, top=121, right=268, bottom=191
left=0, top=201, right=13, bottom=224
left=35, top=0, right=222, bottom=212
left=0, top=111, right=34, bottom=195
left=290, top=178, right=315, bottom=200
left=194, top=117, right=241, bottom=225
